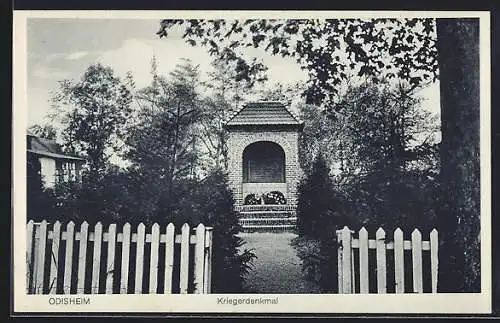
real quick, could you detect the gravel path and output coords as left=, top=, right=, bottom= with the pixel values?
left=238, top=232, right=321, bottom=294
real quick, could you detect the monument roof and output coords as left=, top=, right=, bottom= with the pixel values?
left=224, top=101, right=303, bottom=127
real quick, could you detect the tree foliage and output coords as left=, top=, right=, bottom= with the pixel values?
left=296, top=153, right=347, bottom=240
left=203, top=55, right=268, bottom=108
left=298, top=81, right=440, bottom=232
left=31, top=59, right=257, bottom=292
left=186, top=169, right=256, bottom=292
left=158, top=18, right=437, bottom=105
left=51, top=63, right=133, bottom=180
left=28, top=123, right=57, bottom=140
left=125, top=58, right=203, bottom=221
left=158, top=17, right=481, bottom=293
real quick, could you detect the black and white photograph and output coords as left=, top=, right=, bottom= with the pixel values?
left=12, top=10, right=491, bottom=314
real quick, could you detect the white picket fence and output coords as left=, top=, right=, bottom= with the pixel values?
left=336, top=226, right=438, bottom=294
left=26, top=220, right=213, bottom=294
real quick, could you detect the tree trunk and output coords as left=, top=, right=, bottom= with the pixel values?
left=436, top=18, right=480, bottom=292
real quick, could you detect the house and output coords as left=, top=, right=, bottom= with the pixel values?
left=27, top=133, right=85, bottom=188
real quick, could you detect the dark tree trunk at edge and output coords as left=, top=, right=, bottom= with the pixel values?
left=436, top=18, right=481, bottom=292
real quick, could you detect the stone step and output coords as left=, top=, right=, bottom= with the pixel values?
left=236, top=207, right=298, bottom=232
left=238, top=211, right=296, bottom=219
left=240, top=224, right=297, bottom=233
left=240, top=217, right=297, bottom=225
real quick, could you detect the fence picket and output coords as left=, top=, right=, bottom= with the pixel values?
left=359, top=227, right=369, bottom=293
left=180, top=223, right=190, bottom=294
left=194, top=223, right=206, bottom=294
left=91, top=222, right=103, bottom=294
left=411, top=229, right=423, bottom=293
left=149, top=223, right=160, bottom=294
left=394, top=228, right=404, bottom=294
left=341, top=226, right=352, bottom=293
left=164, top=223, right=175, bottom=294
left=27, top=220, right=213, bottom=295
left=77, top=221, right=89, bottom=294
left=336, top=230, right=343, bottom=293
left=49, top=221, right=61, bottom=294
left=120, top=223, right=131, bottom=294
left=26, top=220, right=34, bottom=293
left=430, top=229, right=439, bottom=293
left=63, top=221, right=75, bottom=294
left=134, top=223, right=145, bottom=294
left=376, top=228, right=387, bottom=293
left=106, top=224, right=116, bottom=294
left=204, top=227, right=213, bottom=294
left=34, top=220, right=48, bottom=294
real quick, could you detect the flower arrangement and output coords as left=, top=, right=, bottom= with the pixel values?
left=262, top=191, right=287, bottom=205
left=244, top=193, right=263, bottom=205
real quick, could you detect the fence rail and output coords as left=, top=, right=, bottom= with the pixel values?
left=336, top=226, right=438, bottom=294
left=26, top=220, right=213, bottom=295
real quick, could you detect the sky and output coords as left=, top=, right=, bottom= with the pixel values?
left=27, top=18, right=440, bottom=128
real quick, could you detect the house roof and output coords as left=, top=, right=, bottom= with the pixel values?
left=27, top=134, right=85, bottom=161
left=224, top=101, right=303, bottom=128
left=27, top=149, right=85, bottom=161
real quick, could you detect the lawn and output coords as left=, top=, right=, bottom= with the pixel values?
left=238, top=232, right=321, bottom=294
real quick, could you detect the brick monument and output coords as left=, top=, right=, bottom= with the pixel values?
left=224, top=101, right=304, bottom=231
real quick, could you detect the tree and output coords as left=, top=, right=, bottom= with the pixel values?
left=333, top=81, right=439, bottom=179
left=187, top=168, right=256, bottom=292
left=51, top=63, right=133, bottom=181
left=297, top=103, right=337, bottom=172
left=27, top=153, right=46, bottom=221
left=435, top=18, right=480, bottom=292
left=125, top=58, right=203, bottom=221
left=196, top=57, right=268, bottom=171
left=204, top=55, right=268, bottom=109
left=259, top=80, right=305, bottom=103
left=158, top=19, right=437, bottom=106
left=28, top=123, right=57, bottom=140
left=157, top=17, right=481, bottom=292
left=296, top=153, right=346, bottom=239
left=196, top=96, right=232, bottom=171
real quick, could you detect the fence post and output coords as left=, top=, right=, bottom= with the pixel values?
left=179, top=223, right=190, bottom=294
left=394, top=228, right=404, bottom=294
left=359, top=227, right=369, bottom=294
left=430, top=229, right=439, bottom=293
left=411, top=229, right=423, bottom=293
left=194, top=223, right=206, bottom=294
left=63, top=221, right=75, bottom=294
left=341, top=226, right=352, bottom=294
left=49, top=221, right=61, bottom=294
left=120, top=223, right=131, bottom=294
left=164, top=223, right=175, bottom=294
left=376, top=227, right=387, bottom=294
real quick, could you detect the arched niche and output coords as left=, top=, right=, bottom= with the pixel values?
left=242, top=141, right=286, bottom=183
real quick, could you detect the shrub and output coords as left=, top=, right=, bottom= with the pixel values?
left=184, top=168, right=257, bottom=293
left=296, top=153, right=347, bottom=239
left=28, top=164, right=256, bottom=293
